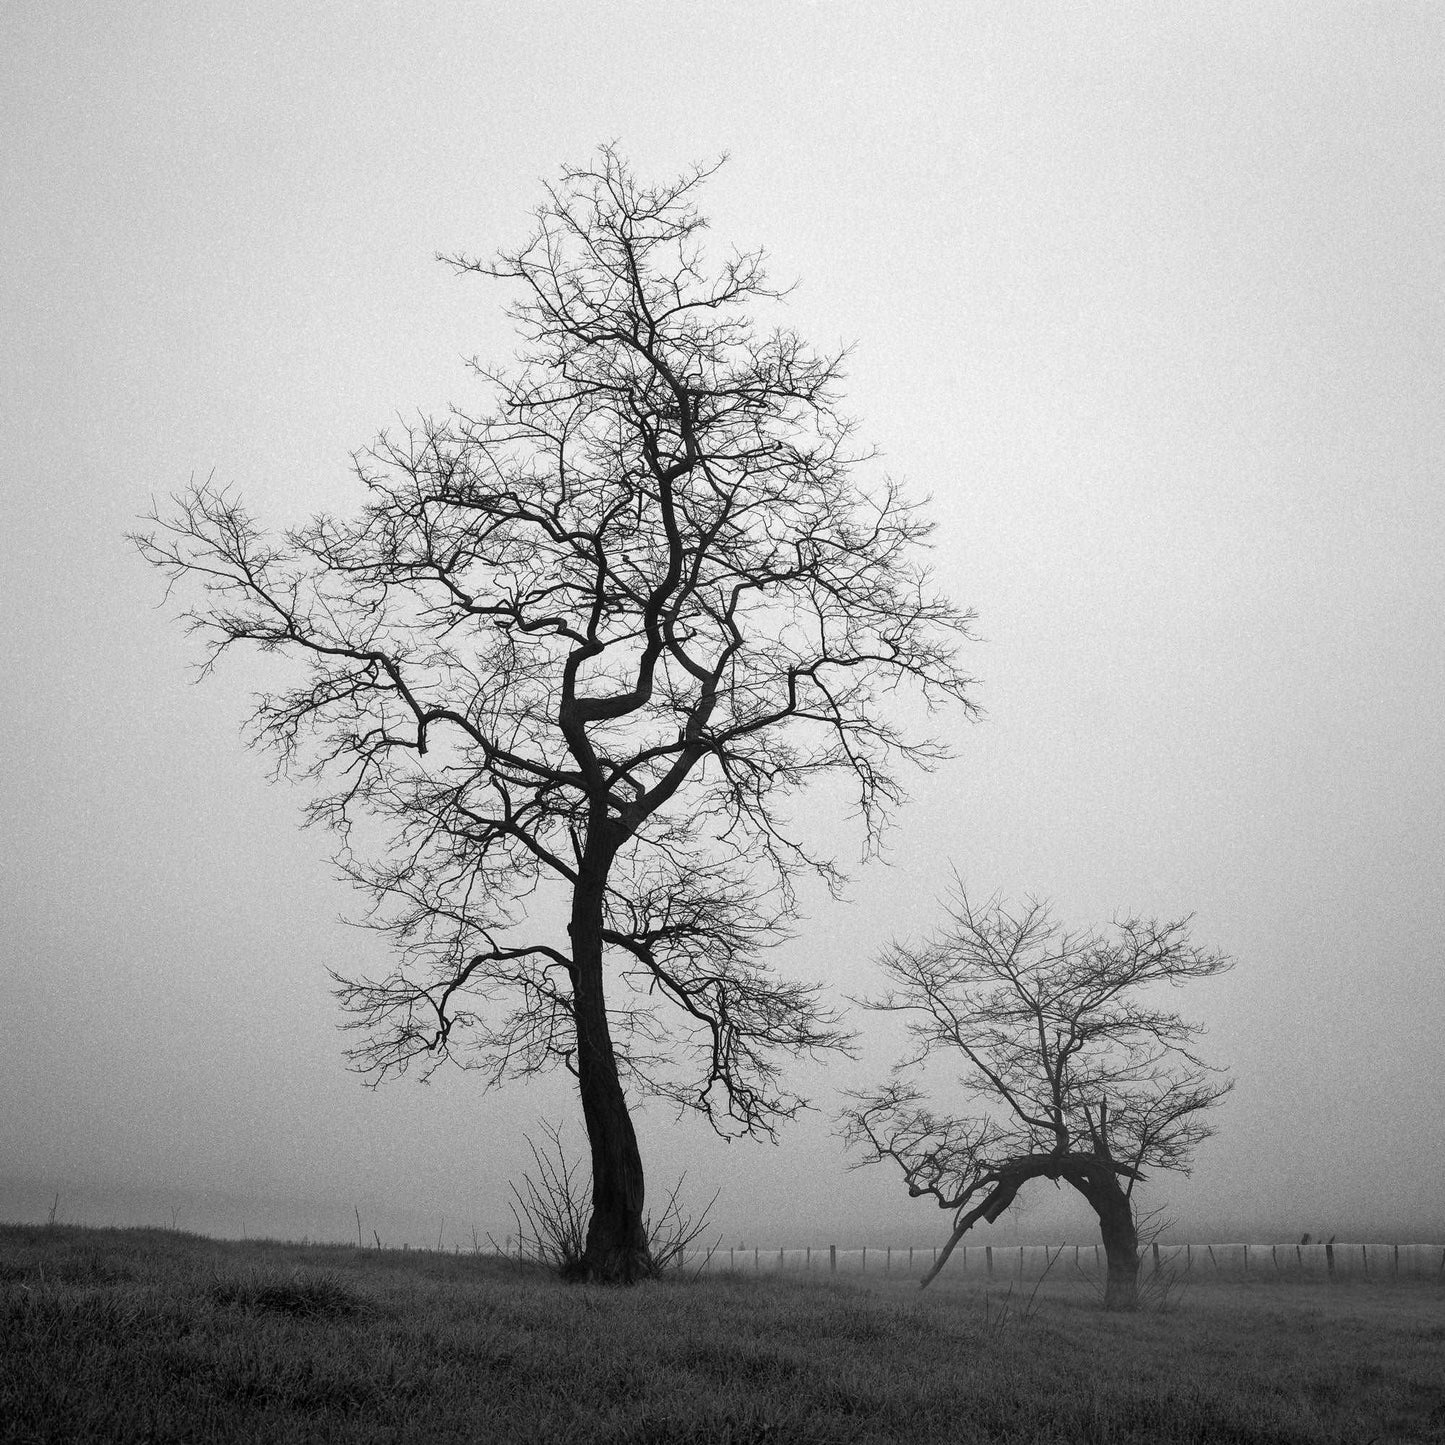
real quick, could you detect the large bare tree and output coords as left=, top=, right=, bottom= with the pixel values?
left=842, top=889, right=1232, bottom=1309
left=135, top=149, right=977, bottom=1281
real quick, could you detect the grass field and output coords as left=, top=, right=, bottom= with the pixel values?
left=3, top=1224, right=1442, bottom=1443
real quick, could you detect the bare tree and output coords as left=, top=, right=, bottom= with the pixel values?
left=841, top=889, right=1231, bottom=1309
left=134, top=148, right=978, bottom=1282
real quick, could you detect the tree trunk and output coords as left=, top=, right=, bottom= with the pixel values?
left=1096, top=1186, right=1140, bottom=1312
left=569, top=854, right=653, bottom=1283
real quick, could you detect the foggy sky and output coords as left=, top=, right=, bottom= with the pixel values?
left=3, top=1, right=1442, bottom=1250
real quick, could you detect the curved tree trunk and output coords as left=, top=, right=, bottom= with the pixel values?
left=913, top=1155, right=1145, bottom=1308
left=1095, top=1185, right=1140, bottom=1311
left=569, top=854, right=653, bottom=1283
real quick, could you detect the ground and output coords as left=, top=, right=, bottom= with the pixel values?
left=2, top=1224, right=1441, bottom=1443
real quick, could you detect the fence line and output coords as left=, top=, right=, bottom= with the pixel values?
left=682, top=1241, right=1445, bottom=1281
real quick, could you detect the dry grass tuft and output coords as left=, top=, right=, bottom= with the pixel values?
left=207, top=1267, right=372, bottom=1318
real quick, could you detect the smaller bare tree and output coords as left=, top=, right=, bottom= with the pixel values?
left=841, top=889, right=1232, bottom=1310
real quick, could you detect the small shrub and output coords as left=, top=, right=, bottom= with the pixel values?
left=646, top=1174, right=720, bottom=1275
left=500, top=1122, right=590, bottom=1273
left=502, top=1121, right=718, bottom=1277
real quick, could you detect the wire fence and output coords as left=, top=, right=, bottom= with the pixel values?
left=681, top=1241, right=1445, bottom=1281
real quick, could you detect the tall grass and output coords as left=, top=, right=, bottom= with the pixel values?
left=3, top=1223, right=1441, bottom=1443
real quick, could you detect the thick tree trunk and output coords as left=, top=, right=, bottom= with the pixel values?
left=1095, top=1186, right=1140, bottom=1312
left=569, top=855, right=653, bottom=1283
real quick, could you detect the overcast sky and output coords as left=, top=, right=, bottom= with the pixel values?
left=3, top=0, right=1442, bottom=1250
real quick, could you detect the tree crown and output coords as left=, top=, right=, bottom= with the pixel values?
left=843, top=889, right=1232, bottom=1213
left=135, top=148, right=978, bottom=1138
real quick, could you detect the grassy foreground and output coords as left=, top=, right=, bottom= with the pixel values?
left=3, top=1224, right=1442, bottom=1443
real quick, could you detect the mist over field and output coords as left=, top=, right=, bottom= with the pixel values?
left=3, top=2, right=1443, bottom=1255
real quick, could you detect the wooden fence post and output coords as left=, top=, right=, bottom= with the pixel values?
left=1152, top=1241, right=1160, bottom=1274
left=862, top=1247, right=867, bottom=1273
left=986, top=1245, right=993, bottom=1279
left=886, top=1246, right=891, bottom=1274
left=1325, top=1241, right=1335, bottom=1278
left=830, top=1244, right=836, bottom=1274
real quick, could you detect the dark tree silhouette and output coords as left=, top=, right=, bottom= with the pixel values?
left=135, top=148, right=978, bottom=1282
left=842, top=889, right=1231, bottom=1309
